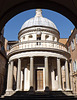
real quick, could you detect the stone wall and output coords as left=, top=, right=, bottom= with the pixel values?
left=0, top=53, right=6, bottom=95
left=66, top=28, right=77, bottom=95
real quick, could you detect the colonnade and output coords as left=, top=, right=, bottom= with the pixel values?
left=6, top=56, right=70, bottom=92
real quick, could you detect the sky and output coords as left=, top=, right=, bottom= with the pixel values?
left=4, top=9, right=75, bottom=41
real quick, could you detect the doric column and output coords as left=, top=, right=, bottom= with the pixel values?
left=6, top=61, right=13, bottom=91
left=24, top=67, right=28, bottom=91
left=16, top=58, right=21, bottom=91
left=65, top=60, right=70, bottom=90
left=20, top=71, right=23, bottom=90
left=45, top=56, right=49, bottom=90
left=30, top=57, right=34, bottom=90
left=57, top=58, right=62, bottom=90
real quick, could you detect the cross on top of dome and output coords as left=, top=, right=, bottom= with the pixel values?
left=35, top=9, right=42, bottom=17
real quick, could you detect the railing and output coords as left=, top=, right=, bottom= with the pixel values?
left=10, top=40, right=67, bottom=53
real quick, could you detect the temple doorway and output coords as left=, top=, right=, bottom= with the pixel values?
left=35, top=69, right=43, bottom=91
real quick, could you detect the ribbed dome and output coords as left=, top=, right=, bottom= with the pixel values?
left=20, top=9, right=58, bottom=31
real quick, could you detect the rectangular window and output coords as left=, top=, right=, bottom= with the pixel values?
left=76, top=61, right=77, bottom=71
left=71, top=39, right=75, bottom=50
left=73, top=61, right=76, bottom=72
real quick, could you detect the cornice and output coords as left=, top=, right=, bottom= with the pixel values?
left=8, top=47, right=70, bottom=59
left=18, top=26, right=60, bottom=39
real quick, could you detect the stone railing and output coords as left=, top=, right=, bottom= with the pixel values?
left=10, top=40, right=67, bottom=53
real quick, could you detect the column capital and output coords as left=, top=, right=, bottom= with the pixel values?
left=30, top=56, right=34, bottom=58
left=57, top=57, right=60, bottom=60
left=10, top=60, right=14, bottom=65
left=45, top=56, right=49, bottom=58
left=10, top=60, right=14, bottom=62
left=18, top=58, right=21, bottom=60
left=69, top=59, right=72, bottom=63
left=65, top=59, right=68, bottom=61
left=8, top=61, right=10, bottom=64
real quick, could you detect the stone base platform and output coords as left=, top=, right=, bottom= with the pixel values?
left=1, top=91, right=77, bottom=100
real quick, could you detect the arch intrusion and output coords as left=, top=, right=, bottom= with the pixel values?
left=0, top=0, right=77, bottom=33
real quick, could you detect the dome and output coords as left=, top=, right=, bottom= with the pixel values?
left=20, top=9, right=58, bottom=31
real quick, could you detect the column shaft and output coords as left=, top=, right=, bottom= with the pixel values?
left=65, top=60, right=70, bottom=90
left=45, top=57, right=49, bottom=88
left=16, top=58, right=21, bottom=90
left=24, top=67, right=28, bottom=91
left=30, top=57, right=34, bottom=89
left=6, top=61, right=13, bottom=91
left=57, top=58, right=62, bottom=90
left=20, top=71, right=23, bottom=90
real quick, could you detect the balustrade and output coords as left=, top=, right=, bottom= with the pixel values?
left=9, top=40, right=67, bottom=53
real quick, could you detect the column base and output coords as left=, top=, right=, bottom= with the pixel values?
left=71, top=89, right=73, bottom=91
left=63, top=90, right=73, bottom=96
left=6, top=89, right=14, bottom=92
left=44, top=86, right=50, bottom=92
left=3, top=90, right=15, bottom=97
left=29, top=86, right=35, bottom=94
left=15, top=89, right=21, bottom=91
left=29, top=86, right=35, bottom=92
left=58, top=88, right=62, bottom=91
left=66, top=89, right=71, bottom=91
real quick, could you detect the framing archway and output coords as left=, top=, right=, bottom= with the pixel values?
left=0, top=0, right=77, bottom=33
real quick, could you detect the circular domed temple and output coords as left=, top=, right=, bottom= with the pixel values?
left=6, top=9, right=71, bottom=95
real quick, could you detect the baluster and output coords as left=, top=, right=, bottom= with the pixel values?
left=50, top=43, right=51, bottom=48
left=52, top=43, right=54, bottom=48
left=45, top=42, right=47, bottom=47
left=42, top=42, right=43, bottom=47
left=31, top=42, right=32, bottom=48
left=25, top=43, right=26, bottom=48
left=21, top=44, right=23, bottom=49
left=28, top=43, right=29, bottom=48
left=27, top=43, right=28, bottom=48
left=59, top=45, right=60, bottom=49
left=62, top=46, right=63, bottom=50
left=29, top=42, right=31, bottom=48
left=35, top=42, right=37, bottom=47
left=18, top=45, right=19, bottom=49
left=22, top=43, right=23, bottom=48
left=61, top=45, right=62, bottom=50
left=32, top=42, right=33, bottom=48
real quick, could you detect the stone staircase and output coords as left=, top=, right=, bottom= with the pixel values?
left=1, top=91, right=77, bottom=100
